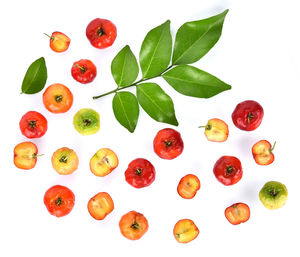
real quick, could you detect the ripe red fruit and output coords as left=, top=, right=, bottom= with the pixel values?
left=125, top=158, right=156, bottom=188
left=153, top=128, right=184, bottom=160
left=71, top=59, right=97, bottom=84
left=213, top=156, right=243, bottom=186
left=43, top=185, right=75, bottom=217
left=86, top=18, right=117, bottom=49
left=19, top=111, right=48, bottom=138
left=44, top=31, right=70, bottom=52
left=232, top=100, right=264, bottom=131
left=252, top=140, right=275, bottom=165
left=225, top=203, right=250, bottom=225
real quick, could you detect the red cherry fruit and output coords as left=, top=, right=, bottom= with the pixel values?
left=153, top=128, right=184, bottom=160
left=44, top=32, right=70, bottom=53
left=86, top=18, right=117, bottom=49
left=71, top=59, right=97, bottom=84
left=213, top=156, right=243, bottom=186
left=232, top=100, right=264, bottom=131
left=19, top=111, right=48, bottom=138
left=125, top=158, right=156, bottom=188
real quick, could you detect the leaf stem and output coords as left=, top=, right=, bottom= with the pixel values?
left=92, top=65, right=173, bottom=100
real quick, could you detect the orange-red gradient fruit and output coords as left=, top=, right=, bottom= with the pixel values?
left=43, top=84, right=73, bottom=113
left=177, top=174, right=200, bottom=199
left=252, top=140, right=275, bottom=165
left=119, top=211, right=149, bottom=240
left=13, top=142, right=38, bottom=170
left=51, top=147, right=79, bottom=175
left=43, top=185, right=75, bottom=217
left=173, top=219, right=199, bottom=243
left=88, top=192, right=114, bottom=220
left=45, top=32, right=70, bottom=52
left=225, top=203, right=250, bottom=225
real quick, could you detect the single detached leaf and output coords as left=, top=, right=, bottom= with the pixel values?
left=172, top=9, right=228, bottom=65
left=139, top=20, right=172, bottom=79
left=162, top=65, right=231, bottom=98
left=111, top=45, right=139, bottom=87
left=112, top=91, right=139, bottom=132
left=136, top=83, right=178, bottom=126
left=21, top=57, right=47, bottom=94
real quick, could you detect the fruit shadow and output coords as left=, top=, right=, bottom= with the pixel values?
left=236, top=180, right=260, bottom=204
left=233, top=134, right=258, bottom=156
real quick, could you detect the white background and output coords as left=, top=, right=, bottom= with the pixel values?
left=1, top=0, right=299, bottom=256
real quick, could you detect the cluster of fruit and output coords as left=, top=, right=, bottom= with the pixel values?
left=13, top=17, right=288, bottom=243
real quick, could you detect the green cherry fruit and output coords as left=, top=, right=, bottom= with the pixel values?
left=73, top=108, right=100, bottom=135
left=259, top=181, right=288, bottom=210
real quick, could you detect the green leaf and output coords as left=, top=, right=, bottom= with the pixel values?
left=111, top=45, right=139, bottom=87
left=139, top=20, right=172, bottom=79
left=172, top=9, right=228, bottom=65
left=21, top=57, right=47, bottom=94
left=136, top=83, right=178, bottom=126
left=162, top=65, right=231, bottom=98
left=112, top=91, right=139, bottom=132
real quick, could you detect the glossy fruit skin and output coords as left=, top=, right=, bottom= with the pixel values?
left=43, top=83, right=73, bottom=113
left=86, top=18, right=117, bottom=49
left=232, top=100, right=264, bottom=131
left=213, top=156, right=243, bottom=186
left=51, top=147, right=79, bottom=175
left=44, top=185, right=75, bottom=217
left=225, top=203, right=250, bottom=225
left=153, top=128, right=184, bottom=160
left=88, top=192, right=114, bottom=220
left=48, top=32, right=70, bottom=52
left=177, top=174, right=200, bottom=199
left=203, top=118, right=229, bottom=142
left=259, top=181, right=288, bottom=210
left=13, top=142, right=38, bottom=170
left=89, top=148, right=119, bottom=177
left=125, top=158, right=155, bottom=188
left=73, top=108, right=100, bottom=135
left=19, top=111, right=48, bottom=138
left=71, top=59, right=97, bottom=84
left=252, top=140, right=275, bottom=165
left=119, top=211, right=148, bottom=240
left=173, top=219, right=199, bottom=243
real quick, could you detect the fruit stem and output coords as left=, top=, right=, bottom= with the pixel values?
left=43, top=33, right=54, bottom=40
left=92, top=65, right=174, bottom=99
left=270, top=141, right=276, bottom=153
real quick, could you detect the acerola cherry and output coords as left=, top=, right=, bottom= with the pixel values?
left=173, top=219, right=199, bottom=243
left=177, top=174, right=201, bottom=199
left=199, top=118, right=229, bottom=142
left=19, top=111, right=48, bottom=138
left=71, top=59, right=97, bottom=84
left=153, top=128, right=184, bottom=160
left=119, top=211, right=149, bottom=240
left=86, top=18, right=117, bottom=49
left=88, top=192, right=114, bottom=220
left=252, top=140, right=275, bottom=165
left=125, top=158, right=155, bottom=188
left=232, top=100, right=264, bottom=131
left=43, top=185, right=75, bottom=217
left=14, top=142, right=39, bottom=170
left=44, top=31, right=70, bottom=52
left=43, top=83, right=73, bottom=113
left=213, top=156, right=243, bottom=186
left=225, top=203, right=250, bottom=225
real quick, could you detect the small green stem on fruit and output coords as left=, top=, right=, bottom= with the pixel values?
left=83, top=119, right=91, bottom=126
left=28, top=120, right=37, bottom=128
left=55, top=197, right=63, bottom=206
left=59, top=155, right=68, bottom=163
left=135, top=168, right=142, bottom=176
left=33, top=153, right=44, bottom=159
left=165, top=140, right=172, bottom=147
left=92, top=65, right=174, bottom=100
left=74, top=64, right=87, bottom=73
left=247, top=112, right=254, bottom=123
left=270, top=141, right=276, bottom=153
left=43, top=33, right=54, bottom=41
left=131, top=221, right=139, bottom=230
left=55, top=95, right=63, bottom=102
left=97, top=27, right=105, bottom=37
left=226, top=166, right=233, bottom=174
left=270, top=188, right=278, bottom=197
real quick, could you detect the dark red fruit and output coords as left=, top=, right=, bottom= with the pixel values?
left=19, top=111, right=48, bottom=138
left=86, top=18, right=117, bottom=49
left=213, top=156, right=243, bottom=186
left=153, top=128, right=184, bottom=160
left=232, top=100, right=264, bottom=131
left=71, top=59, right=97, bottom=84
